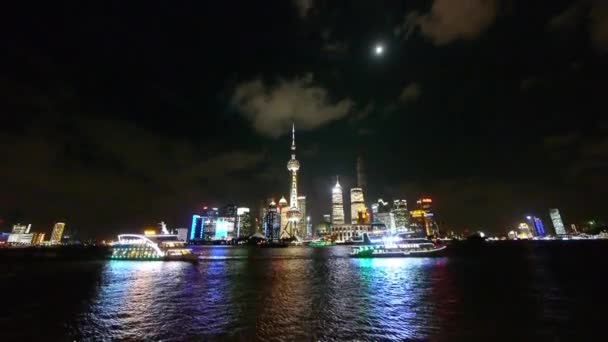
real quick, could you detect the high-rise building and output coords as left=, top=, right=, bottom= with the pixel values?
left=236, top=207, right=252, bottom=237
left=332, top=178, right=345, bottom=225
left=550, top=208, right=566, bottom=235
left=306, top=216, right=312, bottom=237
left=323, top=214, right=331, bottom=223
left=285, top=124, right=302, bottom=239
left=393, top=200, right=409, bottom=231
left=190, top=215, right=203, bottom=241
left=415, top=198, right=437, bottom=236
left=265, top=199, right=280, bottom=240
left=278, top=196, right=289, bottom=237
left=221, top=204, right=238, bottom=219
left=50, top=222, right=65, bottom=244
left=373, top=199, right=395, bottom=231
left=526, top=216, right=545, bottom=237
left=371, top=203, right=379, bottom=215
left=517, top=222, right=534, bottom=239
left=350, top=188, right=365, bottom=224
left=297, top=196, right=307, bottom=237
left=31, top=232, right=45, bottom=245
left=357, top=156, right=366, bottom=194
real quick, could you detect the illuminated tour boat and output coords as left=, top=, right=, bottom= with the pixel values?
left=350, top=234, right=446, bottom=258
left=111, top=222, right=197, bottom=261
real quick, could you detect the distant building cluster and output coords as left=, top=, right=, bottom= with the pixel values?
left=189, top=205, right=252, bottom=243
left=0, top=222, right=67, bottom=246
left=505, top=208, right=600, bottom=240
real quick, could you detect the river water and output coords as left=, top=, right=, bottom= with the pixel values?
left=1, top=242, right=607, bottom=341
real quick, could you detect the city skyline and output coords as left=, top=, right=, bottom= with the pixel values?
left=2, top=1, right=607, bottom=238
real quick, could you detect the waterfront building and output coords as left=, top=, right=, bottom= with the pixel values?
left=332, top=178, right=345, bottom=225
left=0, top=232, right=10, bottom=244
left=221, top=204, right=238, bottom=218
left=298, top=195, right=307, bottom=237
left=236, top=207, right=252, bottom=237
left=31, top=232, right=45, bottom=245
left=372, top=199, right=395, bottom=231
left=517, top=222, right=534, bottom=239
left=375, top=212, right=396, bottom=231
left=268, top=199, right=281, bottom=240
left=316, top=222, right=330, bottom=236
left=414, top=198, right=437, bottom=236
left=190, top=215, right=204, bottom=241
left=350, top=188, right=366, bottom=224
left=189, top=210, right=237, bottom=242
left=8, top=233, right=33, bottom=245
left=331, top=224, right=371, bottom=242
left=284, top=124, right=302, bottom=239
left=550, top=208, right=566, bottom=235
left=214, top=217, right=235, bottom=240
left=50, top=222, right=65, bottom=244
left=11, top=223, right=31, bottom=234
left=176, top=228, right=188, bottom=242
left=393, top=199, right=409, bottom=231
left=533, top=217, right=545, bottom=236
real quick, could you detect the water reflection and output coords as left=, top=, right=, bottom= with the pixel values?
left=69, top=249, right=454, bottom=340
left=4, top=243, right=607, bottom=340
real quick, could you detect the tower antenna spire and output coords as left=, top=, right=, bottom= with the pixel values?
left=291, top=122, right=296, bottom=152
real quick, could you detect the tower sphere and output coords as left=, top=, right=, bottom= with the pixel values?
left=287, top=159, right=300, bottom=172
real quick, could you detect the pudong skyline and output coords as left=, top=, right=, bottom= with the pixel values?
left=2, top=1, right=606, bottom=239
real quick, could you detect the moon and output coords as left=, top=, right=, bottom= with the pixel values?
left=374, top=44, right=384, bottom=56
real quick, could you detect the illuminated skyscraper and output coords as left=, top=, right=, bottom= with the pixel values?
left=50, top=222, right=65, bottom=244
left=332, top=178, right=345, bottom=225
left=278, top=196, right=289, bottom=237
left=285, top=124, right=302, bottom=238
left=236, top=207, right=251, bottom=237
left=265, top=199, right=280, bottom=240
left=31, top=232, right=45, bottom=245
left=393, top=199, right=409, bottom=231
left=550, top=208, right=566, bottom=235
left=357, top=156, right=366, bottom=194
left=297, top=196, right=307, bottom=237
left=350, top=188, right=365, bottom=224
left=526, top=216, right=545, bottom=237
left=373, top=199, right=395, bottom=232
left=415, top=198, right=437, bottom=236
left=517, top=222, right=533, bottom=239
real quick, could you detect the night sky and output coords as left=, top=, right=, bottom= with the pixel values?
left=3, top=0, right=607, bottom=238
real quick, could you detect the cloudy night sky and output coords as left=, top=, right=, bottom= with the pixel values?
left=2, top=0, right=607, bottom=238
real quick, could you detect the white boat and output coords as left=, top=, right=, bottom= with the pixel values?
left=350, top=234, right=446, bottom=258
left=110, top=222, right=197, bottom=262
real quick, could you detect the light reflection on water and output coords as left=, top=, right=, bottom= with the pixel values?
left=3, top=243, right=607, bottom=340
left=71, top=248, right=447, bottom=340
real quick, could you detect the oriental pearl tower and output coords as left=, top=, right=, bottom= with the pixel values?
left=285, top=123, right=302, bottom=238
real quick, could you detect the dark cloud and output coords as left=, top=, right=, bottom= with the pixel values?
left=0, top=116, right=267, bottom=237
left=293, top=0, right=314, bottom=18
left=547, top=1, right=608, bottom=53
left=400, top=0, right=500, bottom=45
left=398, top=83, right=421, bottom=103
left=520, top=76, right=548, bottom=92
left=232, top=73, right=354, bottom=138
left=590, top=1, right=608, bottom=52
left=547, top=3, right=584, bottom=32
